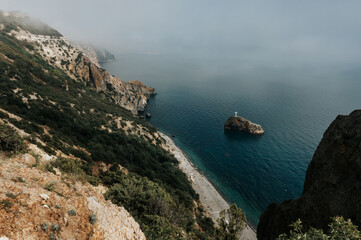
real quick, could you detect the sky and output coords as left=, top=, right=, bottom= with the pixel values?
left=2, top=0, right=361, bottom=73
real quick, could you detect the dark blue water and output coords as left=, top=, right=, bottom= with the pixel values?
left=102, top=54, right=361, bottom=227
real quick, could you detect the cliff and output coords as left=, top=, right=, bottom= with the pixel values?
left=3, top=10, right=154, bottom=114
left=224, top=116, right=264, bottom=135
left=70, top=41, right=115, bottom=67
left=257, top=110, right=361, bottom=240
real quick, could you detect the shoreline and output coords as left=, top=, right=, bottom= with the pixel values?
left=159, top=132, right=257, bottom=240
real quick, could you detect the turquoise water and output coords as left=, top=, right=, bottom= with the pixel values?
left=102, top=54, right=361, bottom=227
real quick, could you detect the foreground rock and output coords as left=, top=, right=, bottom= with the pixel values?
left=257, top=110, right=361, bottom=240
left=0, top=153, right=146, bottom=240
left=224, top=116, right=264, bottom=135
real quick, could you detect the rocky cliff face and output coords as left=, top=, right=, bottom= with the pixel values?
left=257, top=110, right=361, bottom=240
left=70, top=41, right=115, bottom=67
left=6, top=13, right=154, bottom=114
left=224, top=116, right=264, bottom=135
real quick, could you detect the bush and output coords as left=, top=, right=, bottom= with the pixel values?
left=52, top=157, right=83, bottom=175
left=68, top=209, right=76, bottom=216
left=44, top=182, right=57, bottom=191
left=105, top=174, right=176, bottom=220
left=89, top=214, right=97, bottom=224
left=214, top=203, right=246, bottom=240
left=141, top=214, right=184, bottom=240
left=41, top=223, right=49, bottom=231
left=5, top=192, right=16, bottom=199
left=104, top=173, right=196, bottom=239
left=277, top=217, right=361, bottom=240
left=0, top=199, right=12, bottom=210
left=0, top=124, right=25, bottom=154
left=86, top=175, right=99, bottom=186
left=51, top=223, right=59, bottom=231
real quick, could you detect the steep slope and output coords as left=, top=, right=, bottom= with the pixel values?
left=1, top=10, right=154, bottom=114
left=0, top=11, right=216, bottom=239
left=0, top=151, right=145, bottom=240
left=0, top=11, right=61, bottom=37
left=257, top=110, right=361, bottom=240
left=70, top=41, right=115, bottom=66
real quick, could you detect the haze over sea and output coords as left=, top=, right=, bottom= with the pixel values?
left=2, top=0, right=361, bottom=232
left=102, top=53, right=361, bottom=227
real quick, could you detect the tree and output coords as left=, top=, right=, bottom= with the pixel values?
left=215, top=203, right=246, bottom=240
left=276, top=216, right=361, bottom=240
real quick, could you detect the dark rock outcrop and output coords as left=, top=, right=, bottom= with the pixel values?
left=224, top=116, right=264, bottom=135
left=257, top=110, right=361, bottom=240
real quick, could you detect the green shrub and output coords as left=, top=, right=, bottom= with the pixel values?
left=104, top=173, right=196, bottom=239
left=17, top=177, right=25, bottom=183
left=0, top=199, right=13, bottom=209
left=44, top=163, right=56, bottom=174
left=49, top=233, right=55, bottom=240
left=196, top=213, right=214, bottom=236
left=105, top=174, right=176, bottom=219
left=42, top=145, right=56, bottom=155
left=44, top=182, right=57, bottom=191
left=141, top=214, right=184, bottom=240
left=86, top=175, right=99, bottom=186
left=68, top=209, right=76, bottom=216
left=52, top=157, right=83, bottom=175
left=214, top=203, right=246, bottom=240
left=51, top=223, right=59, bottom=231
left=5, top=192, right=16, bottom=199
left=0, top=124, right=25, bottom=154
left=89, top=214, right=97, bottom=224
left=41, top=223, right=49, bottom=232
left=277, top=217, right=361, bottom=240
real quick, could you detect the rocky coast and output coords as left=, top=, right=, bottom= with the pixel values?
left=160, top=132, right=257, bottom=240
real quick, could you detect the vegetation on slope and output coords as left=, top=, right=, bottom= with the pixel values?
left=0, top=124, right=25, bottom=154
left=277, top=217, right=360, bottom=240
left=0, top=28, right=217, bottom=239
left=0, top=10, right=62, bottom=37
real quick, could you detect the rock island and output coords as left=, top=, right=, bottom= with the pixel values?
left=224, top=114, right=264, bottom=135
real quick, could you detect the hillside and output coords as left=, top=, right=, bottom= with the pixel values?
left=70, top=41, right=115, bottom=66
left=0, top=147, right=145, bottom=240
left=1, top=10, right=154, bottom=114
left=0, top=11, right=217, bottom=240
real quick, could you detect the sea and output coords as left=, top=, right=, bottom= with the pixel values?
left=101, top=53, right=361, bottom=228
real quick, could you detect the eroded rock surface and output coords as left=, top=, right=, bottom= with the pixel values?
left=0, top=153, right=146, bottom=240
